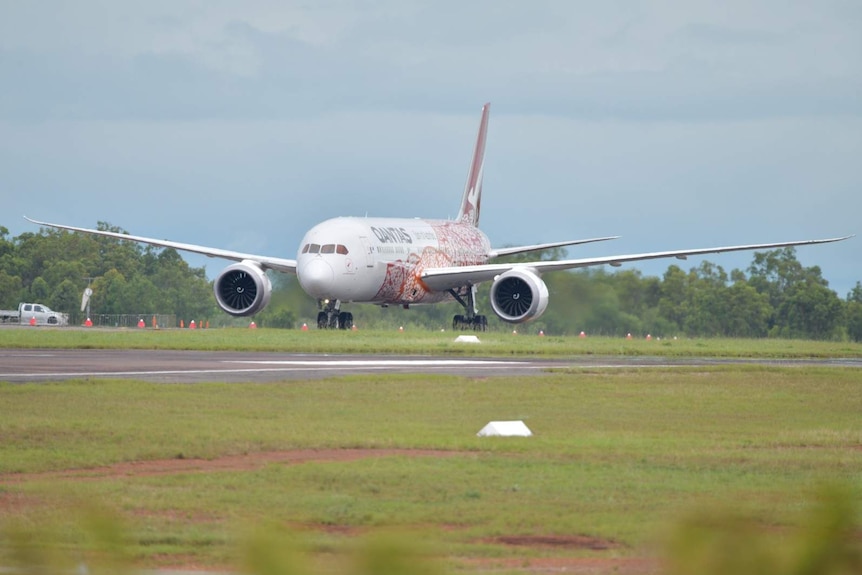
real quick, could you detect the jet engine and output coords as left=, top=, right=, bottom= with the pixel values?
left=214, top=261, right=272, bottom=317
left=489, top=268, right=549, bottom=323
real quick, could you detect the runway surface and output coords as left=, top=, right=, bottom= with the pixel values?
left=2, top=349, right=861, bottom=383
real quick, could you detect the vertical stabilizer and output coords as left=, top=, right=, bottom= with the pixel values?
left=457, top=103, right=490, bottom=227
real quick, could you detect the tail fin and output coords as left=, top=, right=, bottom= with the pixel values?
left=457, top=103, right=490, bottom=227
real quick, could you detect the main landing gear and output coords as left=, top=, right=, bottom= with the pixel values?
left=449, top=285, right=487, bottom=332
left=317, top=299, right=353, bottom=330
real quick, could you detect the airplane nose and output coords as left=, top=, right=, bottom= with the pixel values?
left=299, top=258, right=335, bottom=298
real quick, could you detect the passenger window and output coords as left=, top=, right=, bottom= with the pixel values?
left=308, top=244, right=321, bottom=254
left=34, top=306, right=44, bottom=312
left=23, top=304, right=31, bottom=312
left=336, top=244, right=349, bottom=255
left=321, top=244, right=335, bottom=254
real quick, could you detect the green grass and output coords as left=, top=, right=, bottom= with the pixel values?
left=2, top=326, right=862, bottom=357
left=1, top=366, right=860, bottom=572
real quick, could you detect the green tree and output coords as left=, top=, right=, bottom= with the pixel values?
left=0, top=226, right=13, bottom=260
left=683, top=263, right=729, bottom=336
left=721, top=282, right=770, bottom=337
left=50, top=279, right=81, bottom=318
left=748, top=248, right=843, bottom=339
left=90, top=269, right=128, bottom=315
left=0, top=270, right=24, bottom=308
left=846, top=302, right=862, bottom=342
left=42, top=260, right=88, bottom=291
left=150, top=248, right=215, bottom=324
left=658, top=265, right=689, bottom=331
left=124, top=275, right=159, bottom=314
left=30, top=277, right=50, bottom=302
left=775, top=282, right=844, bottom=340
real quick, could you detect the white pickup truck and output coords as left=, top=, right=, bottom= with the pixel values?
left=0, top=302, right=69, bottom=326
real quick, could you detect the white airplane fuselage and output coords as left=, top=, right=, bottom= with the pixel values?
left=297, top=216, right=491, bottom=305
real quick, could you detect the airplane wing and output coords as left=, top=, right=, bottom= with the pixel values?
left=421, top=235, right=853, bottom=292
left=489, top=236, right=620, bottom=259
left=24, top=217, right=298, bottom=274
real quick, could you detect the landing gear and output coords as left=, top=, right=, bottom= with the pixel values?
left=449, top=285, right=487, bottom=332
left=317, top=300, right=353, bottom=330
left=452, top=314, right=487, bottom=331
left=338, top=311, right=354, bottom=330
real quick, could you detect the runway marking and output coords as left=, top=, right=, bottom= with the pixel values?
left=1, top=359, right=531, bottom=380
left=226, top=359, right=525, bottom=367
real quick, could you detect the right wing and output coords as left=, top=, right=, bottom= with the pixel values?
left=24, top=217, right=298, bottom=274
left=422, top=235, right=853, bottom=292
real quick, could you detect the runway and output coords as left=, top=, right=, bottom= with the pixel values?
left=2, top=349, right=861, bottom=383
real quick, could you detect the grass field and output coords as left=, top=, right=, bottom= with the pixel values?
left=1, top=363, right=860, bottom=573
left=2, top=326, right=862, bottom=358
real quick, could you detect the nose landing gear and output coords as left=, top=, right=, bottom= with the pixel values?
left=316, top=300, right=353, bottom=330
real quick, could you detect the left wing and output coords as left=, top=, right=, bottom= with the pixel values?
left=489, top=236, right=620, bottom=259
left=24, top=217, right=298, bottom=273
left=422, top=235, right=853, bottom=292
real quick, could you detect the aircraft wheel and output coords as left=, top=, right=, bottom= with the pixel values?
left=317, top=311, right=328, bottom=329
left=338, top=312, right=353, bottom=330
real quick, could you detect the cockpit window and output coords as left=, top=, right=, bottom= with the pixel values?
left=302, top=243, right=348, bottom=255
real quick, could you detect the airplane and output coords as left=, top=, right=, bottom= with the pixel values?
left=26, top=103, right=852, bottom=331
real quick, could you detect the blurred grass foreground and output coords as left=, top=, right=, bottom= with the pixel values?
left=2, top=486, right=859, bottom=575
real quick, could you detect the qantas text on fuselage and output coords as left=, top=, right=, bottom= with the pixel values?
left=26, top=103, right=852, bottom=331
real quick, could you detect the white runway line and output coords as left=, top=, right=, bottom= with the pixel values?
left=1, top=359, right=531, bottom=379
left=226, top=359, right=525, bottom=366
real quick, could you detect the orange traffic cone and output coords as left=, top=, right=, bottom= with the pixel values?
left=249, top=321, right=257, bottom=329
left=29, top=316, right=36, bottom=326
left=84, top=318, right=92, bottom=327
left=301, top=323, right=308, bottom=331
left=137, top=318, right=145, bottom=328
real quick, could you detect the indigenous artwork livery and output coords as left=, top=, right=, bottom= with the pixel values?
left=27, top=104, right=851, bottom=330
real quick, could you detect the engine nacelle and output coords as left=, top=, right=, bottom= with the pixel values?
left=214, top=261, right=272, bottom=317
left=489, top=268, right=549, bottom=323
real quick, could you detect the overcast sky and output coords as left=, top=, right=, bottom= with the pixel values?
left=2, top=1, right=860, bottom=295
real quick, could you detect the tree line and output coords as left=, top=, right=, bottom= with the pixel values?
left=0, top=223, right=214, bottom=325
left=1, top=223, right=860, bottom=340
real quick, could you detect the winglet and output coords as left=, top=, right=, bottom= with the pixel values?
left=457, top=103, right=490, bottom=227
